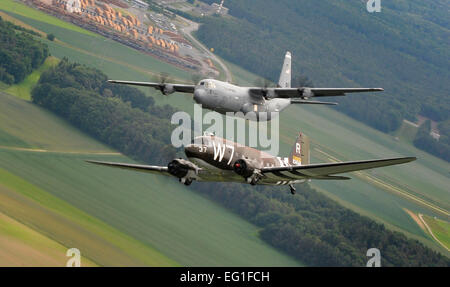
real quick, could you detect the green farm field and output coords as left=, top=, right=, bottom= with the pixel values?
left=4, top=56, right=59, bottom=101
left=1, top=0, right=97, bottom=37
left=0, top=210, right=97, bottom=267
left=0, top=1, right=448, bottom=256
left=422, top=215, right=450, bottom=252
left=0, top=92, right=301, bottom=266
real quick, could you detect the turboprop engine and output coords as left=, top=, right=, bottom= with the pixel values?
left=159, top=84, right=175, bottom=95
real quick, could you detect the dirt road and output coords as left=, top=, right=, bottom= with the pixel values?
left=179, top=17, right=233, bottom=83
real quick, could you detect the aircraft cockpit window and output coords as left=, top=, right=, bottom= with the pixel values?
left=200, top=81, right=205, bottom=86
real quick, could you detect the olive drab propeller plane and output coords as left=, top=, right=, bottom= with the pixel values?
left=107, top=51, right=384, bottom=121
left=87, top=132, right=416, bottom=194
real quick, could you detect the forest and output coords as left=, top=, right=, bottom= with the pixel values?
left=0, top=16, right=48, bottom=84
left=194, top=0, right=449, bottom=161
left=32, top=59, right=449, bottom=266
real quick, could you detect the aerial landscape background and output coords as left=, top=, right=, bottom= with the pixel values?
left=0, top=0, right=448, bottom=266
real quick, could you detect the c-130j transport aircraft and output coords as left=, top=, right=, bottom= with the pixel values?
left=108, top=51, right=384, bottom=120
left=87, top=132, right=415, bottom=194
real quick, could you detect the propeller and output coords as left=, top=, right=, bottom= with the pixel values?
left=191, top=73, right=202, bottom=85
left=254, top=77, right=275, bottom=99
left=152, top=72, right=174, bottom=95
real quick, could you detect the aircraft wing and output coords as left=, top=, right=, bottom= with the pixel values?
left=86, top=160, right=172, bottom=176
left=290, top=99, right=338, bottom=105
left=249, top=87, right=384, bottom=99
left=261, top=157, right=416, bottom=180
left=108, top=80, right=195, bottom=93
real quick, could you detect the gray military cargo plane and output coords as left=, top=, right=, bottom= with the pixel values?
left=87, top=132, right=415, bottom=194
left=108, top=51, right=384, bottom=120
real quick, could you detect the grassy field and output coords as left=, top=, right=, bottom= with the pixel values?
left=423, top=215, right=450, bottom=251
left=395, top=120, right=419, bottom=143
left=0, top=92, right=114, bottom=152
left=1, top=0, right=97, bottom=37
left=4, top=56, right=59, bottom=100
left=0, top=92, right=302, bottom=266
left=0, top=167, right=178, bottom=266
left=0, top=211, right=97, bottom=267
left=0, top=10, right=46, bottom=36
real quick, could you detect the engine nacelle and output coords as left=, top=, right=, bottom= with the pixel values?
left=167, top=158, right=200, bottom=178
left=162, top=84, right=175, bottom=95
left=300, top=87, right=313, bottom=99
left=233, top=159, right=255, bottom=178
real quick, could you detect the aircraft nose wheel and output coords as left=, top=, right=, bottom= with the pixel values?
left=289, top=184, right=296, bottom=195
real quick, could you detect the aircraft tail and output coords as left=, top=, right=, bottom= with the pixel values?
left=289, top=132, right=310, bottom=166
left=278, top=51, right=291, bottom=88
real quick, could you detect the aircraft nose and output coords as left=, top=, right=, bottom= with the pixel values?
left=185, top=144, right=198, bottom=157
left=193, top=89, right=206, bottom=104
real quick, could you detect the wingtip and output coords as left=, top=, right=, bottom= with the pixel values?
left=85, top=160, right=104, bottom=165
left=397, top=156, right=417, bottom=163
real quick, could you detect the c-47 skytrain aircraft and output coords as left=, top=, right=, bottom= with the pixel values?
left=87, top=132, right=415, bottom=194
left=108, top=52, right=384, bottom=121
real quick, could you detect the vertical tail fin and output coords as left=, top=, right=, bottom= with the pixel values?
left=278, top=51, right=291, bottom=88
left=289, top=132, right=310, bottom=166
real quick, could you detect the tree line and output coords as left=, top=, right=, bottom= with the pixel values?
left=32, top=59, right=449, bottom=266
left=0, top=16, right=48, bottom=84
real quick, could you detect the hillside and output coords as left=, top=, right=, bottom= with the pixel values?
left=194, top=0, right=450, bottom=159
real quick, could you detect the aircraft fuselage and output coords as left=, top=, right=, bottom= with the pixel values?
left=193, top=79, right=291, bottom=120
left=184, top=135, right=305, bottom=185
